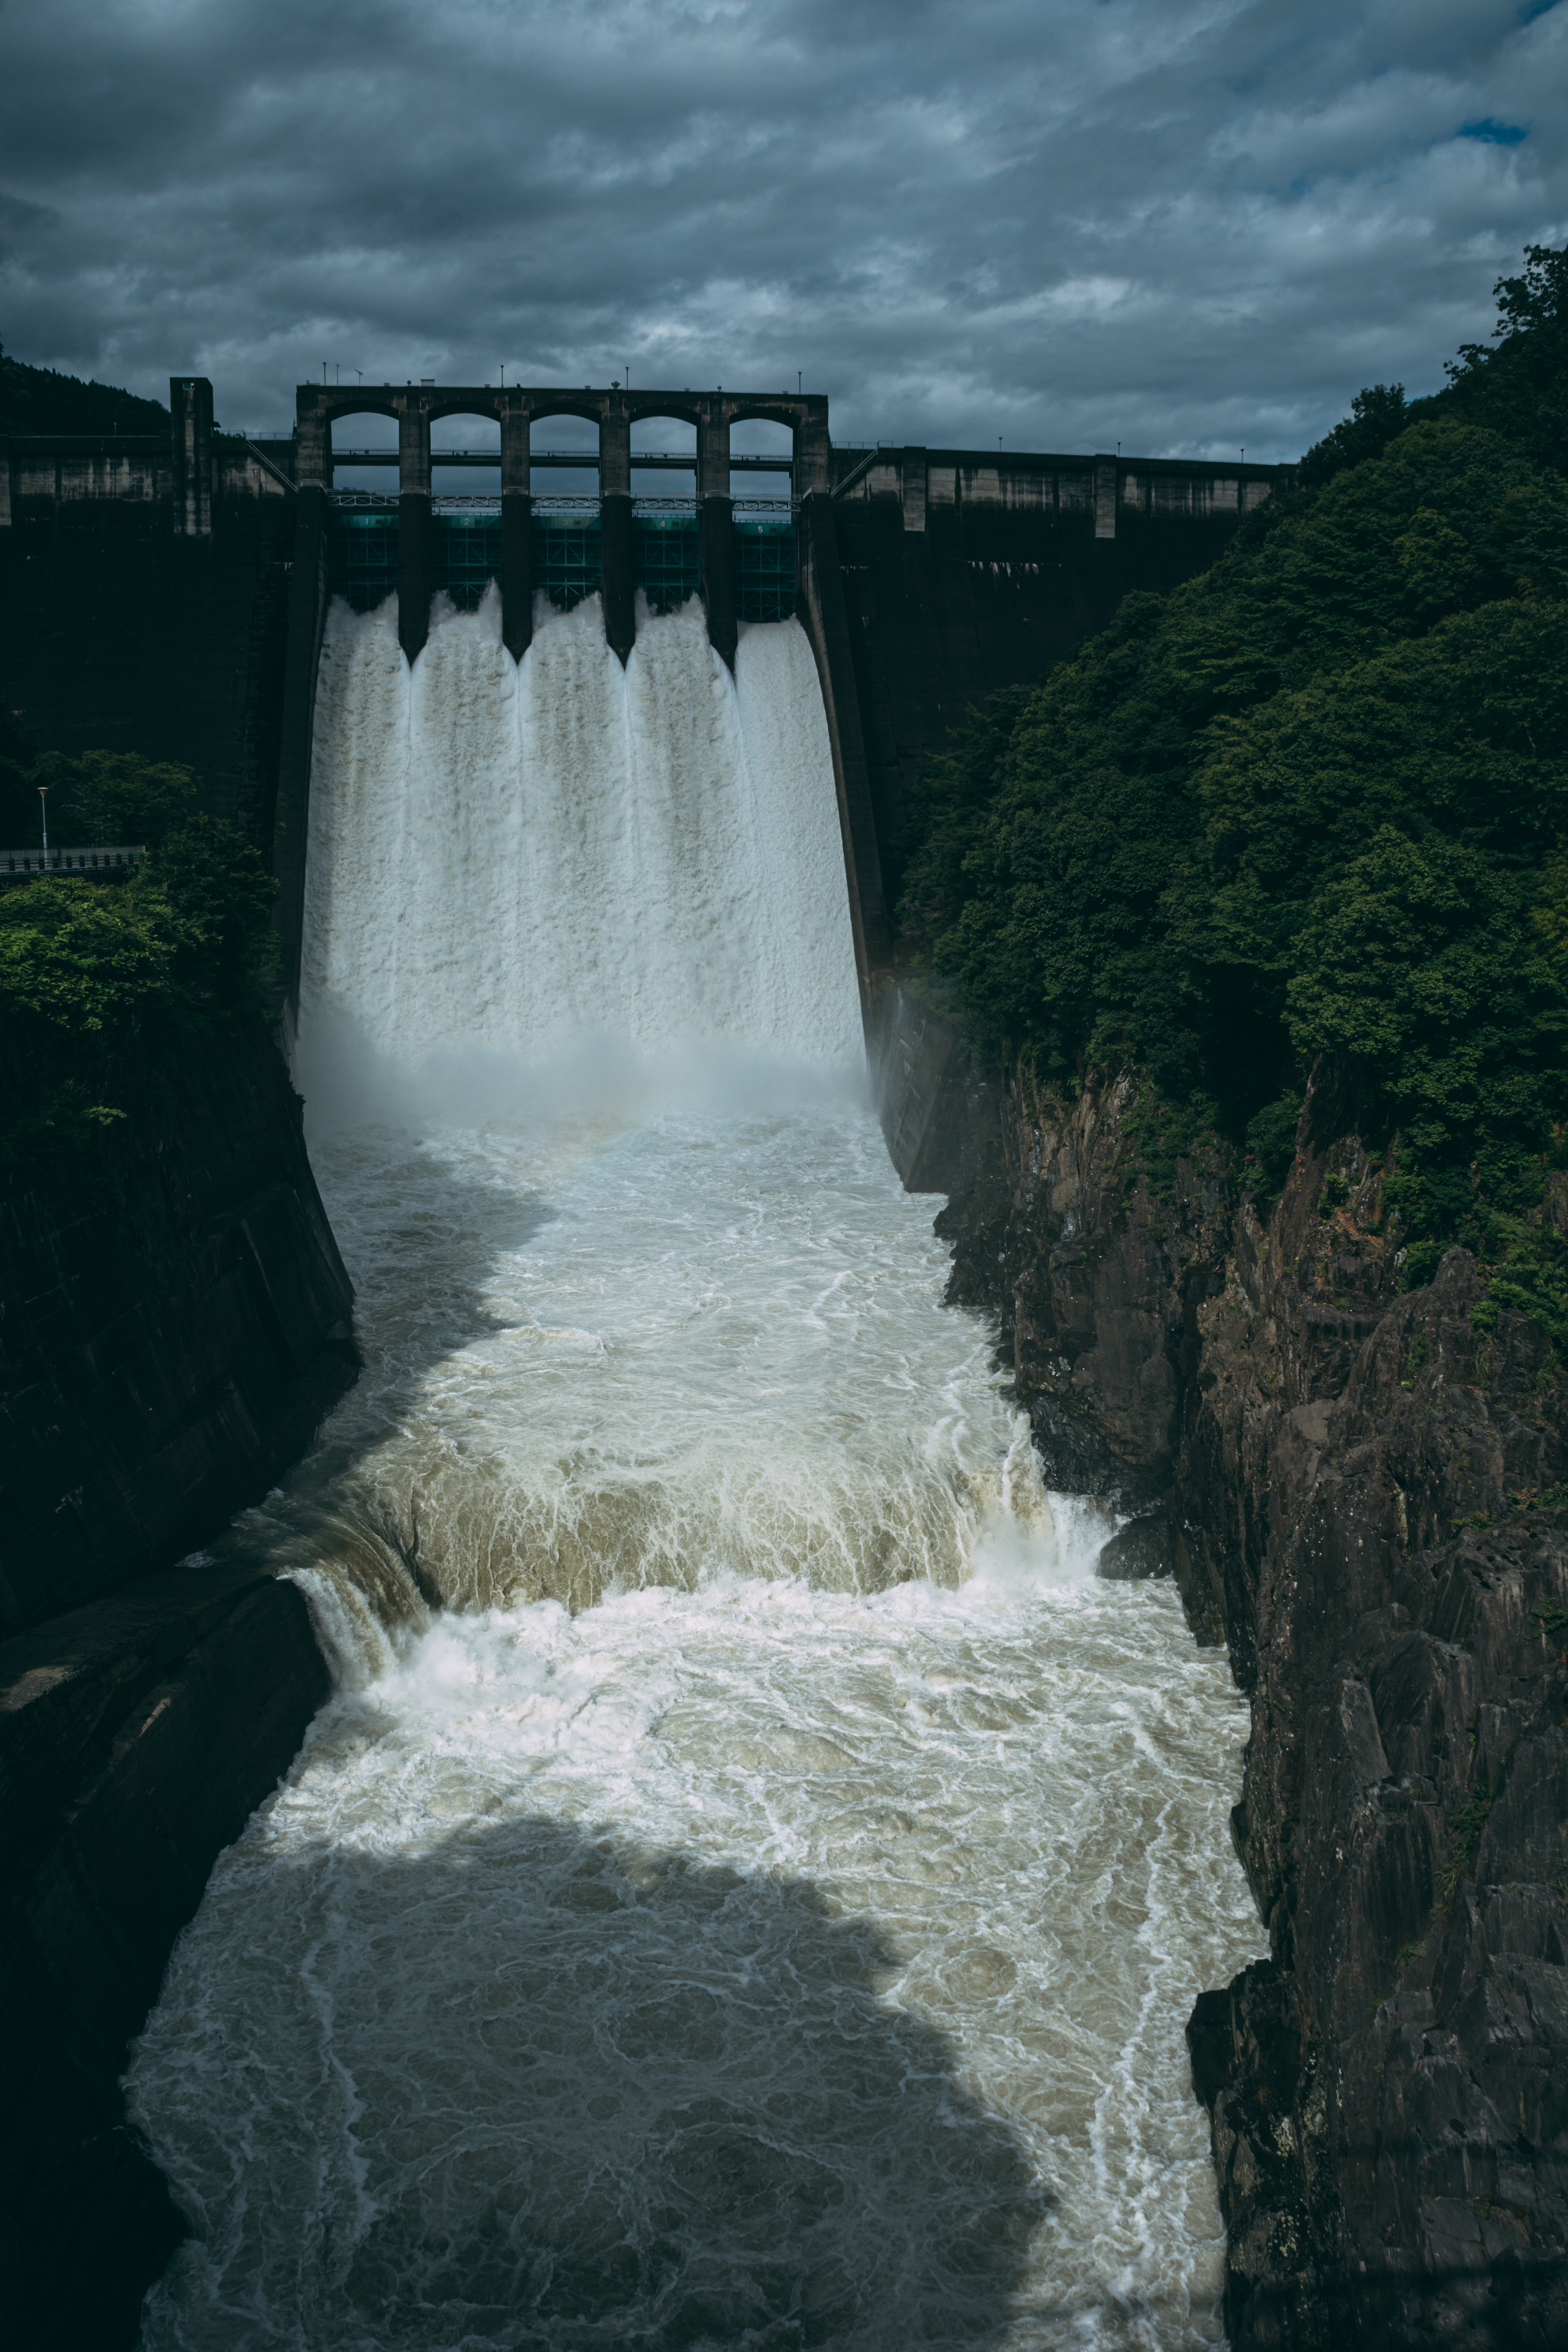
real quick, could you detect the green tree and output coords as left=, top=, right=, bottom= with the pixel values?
left=1298, top=383, right=1410, bottom=489
left=894, top=242, right=1568, bottom=1268
left=0, top=753, right=277, bottom=1190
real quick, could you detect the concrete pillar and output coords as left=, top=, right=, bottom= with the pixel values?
left=696, top=408, right=730, bottom=501
left=399, top=402, right=431, bottom=498
left=795, top=403, right=831, bottom=495
left=600, top=492, right=635, bottom=664
left=396, top=399, right=434, bottom=661
left=294, top=394, right=329, bottom=490
left=399, top=493, right=434, bottom=662
left=169, top=376, right=214, bottom=536
left=1094, top=457, right=1118, bottom=539
left=502, top=492, right=533, bottom=660
left=900, top=448, right=927, bottom=534
left=501, top=405, right=530, bottom=497
left=600, top=405, right=630, bottom=497
left=699, top=495, right=737, bottom=670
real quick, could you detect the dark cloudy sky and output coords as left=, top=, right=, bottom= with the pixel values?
left=1, top=0, right=1563, bottom=461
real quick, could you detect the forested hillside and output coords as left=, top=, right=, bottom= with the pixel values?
left=898, top=243, right=1568, bottom=1310
left=0, top=344, right=169, bottom=434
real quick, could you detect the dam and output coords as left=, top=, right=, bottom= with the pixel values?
left=2, top=379, right=1280, bottom=2345
left=0, top=375, right=1291, bottom=1038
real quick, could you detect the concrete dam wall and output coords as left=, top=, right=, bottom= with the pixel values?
left=0, top=374, right=1290, bottom=1010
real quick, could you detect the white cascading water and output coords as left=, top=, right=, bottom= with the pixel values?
left=126, top=588, right=1265, bottom=2350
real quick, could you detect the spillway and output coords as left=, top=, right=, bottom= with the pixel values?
left=126, top=591, right=1265, bottom=2348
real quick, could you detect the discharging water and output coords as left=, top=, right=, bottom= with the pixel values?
left=126, top=594, right=1264, bottom=2349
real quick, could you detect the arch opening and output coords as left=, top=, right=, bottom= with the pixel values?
left=729, top=417, right=794, bottom=506
left=330, top=409, right=399, bottom=492
left=430, top=407, right=501, bottom=500
left=631, top=414, right=696, bottom=505
left=530, top=412, right=600, bottom=502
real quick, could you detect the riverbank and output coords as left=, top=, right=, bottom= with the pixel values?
left=874, top=982, right=1568, bottom=2347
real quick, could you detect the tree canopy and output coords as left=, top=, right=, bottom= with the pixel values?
left=0, top=343, right=170, bottom=436
left=897, top=245, right=1568, bottom=1286
left=0, top=746, right=276, bottom=1191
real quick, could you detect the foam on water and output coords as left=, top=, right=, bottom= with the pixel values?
left=125, top=599, right=1265, bottom=2348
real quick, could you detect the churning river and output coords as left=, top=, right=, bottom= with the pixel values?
left=125, top=591, right=1264, bottom=2350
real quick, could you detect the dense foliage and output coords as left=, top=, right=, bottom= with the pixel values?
left=0, top=341, right=169, bottom=436
left=0, top=744, right=276, bottom=1190
left=898, top=246, right=1568, bottom=1285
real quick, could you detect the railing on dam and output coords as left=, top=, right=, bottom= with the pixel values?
left=1, top=845, right=147, bottom=880
left=326, top=496, right=798, bottom=624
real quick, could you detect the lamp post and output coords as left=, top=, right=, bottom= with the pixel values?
left=38, top=783, right=49, bottom=866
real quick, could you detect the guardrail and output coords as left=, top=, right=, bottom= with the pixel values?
left=325, top=447, right=794, bottom=471
left=327, top=492, right=796, bottom=517
left=1, top=845, right=148, bottom=878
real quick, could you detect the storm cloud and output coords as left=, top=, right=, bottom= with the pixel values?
left=0, top=0, right=1563, bottom=458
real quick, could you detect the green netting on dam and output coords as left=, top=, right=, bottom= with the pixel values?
left=331, top=511, right=399, bottom=611
left=533, top=514, right=602, bottom=610
left=636, top=514, right=700, bottom=612
left=737, top=515, right=796, bottom=622
left=440, top=515, right=503, bottom=612
left=327, top=506, right=796, bottom=623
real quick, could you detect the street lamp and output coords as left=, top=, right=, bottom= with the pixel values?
left=37, top=782, right=49, bottom=865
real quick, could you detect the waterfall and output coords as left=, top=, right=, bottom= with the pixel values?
left=296, top=590, right=864, bottom=1087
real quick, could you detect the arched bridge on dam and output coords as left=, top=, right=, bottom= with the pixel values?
left=291, top=378, right=833, bottom=668
left=0, top=372, right=1294, bottom=1029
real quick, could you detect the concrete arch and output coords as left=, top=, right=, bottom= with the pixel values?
left=526, top=401, right=607, bottom=435
left=726, top=402, right=802, bottom=434
left=430, top=408, right=502, bottom=503
left=314, top=394, right=400, bottom=432
left=627, top=396, right=703, bottom=434
left=427, top=393, right=505, bottom=432
left=327, top=409, right=401, bottom=483
left=630, top=412, right=697, bottom=502
left=527, top=410, right=600, bottom=499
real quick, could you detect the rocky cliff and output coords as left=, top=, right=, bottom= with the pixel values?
left=877, top=985, right=1568, bottom=2349
left=0, top=1017, right=356, bottom=2350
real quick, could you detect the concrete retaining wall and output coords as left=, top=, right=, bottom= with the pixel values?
left=0, top=428, right=295, bottom=847
left=828, top=445, right=1286, bottom=867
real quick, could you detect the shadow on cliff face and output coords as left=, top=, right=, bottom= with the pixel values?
left=132, top=1804, right=1052, bottom=2350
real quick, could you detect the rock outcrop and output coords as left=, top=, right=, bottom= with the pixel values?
left=0, top=1016, right=356, bottom=1639
left=0, top=1016, right=357, bottom=2350
left=0, top=1561, right=330, bottom=2351
left=1180, top=1077, right=1568, bottom=2349
left=877, top=985, right=1568, bottom=2347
